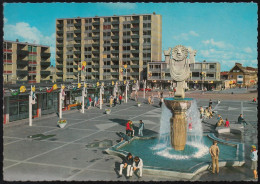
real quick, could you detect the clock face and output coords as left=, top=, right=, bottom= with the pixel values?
left=172, top=45, right=188, bottom=61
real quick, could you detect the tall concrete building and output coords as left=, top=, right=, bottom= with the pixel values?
left=55, top=13, right=162, bottom=83
left=3, top=40, right=51, bottom=84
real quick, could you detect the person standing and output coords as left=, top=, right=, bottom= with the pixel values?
left=225, top=118, right=230, bottom=127
left=130, top=156, right=143, bottom=178
left=118, top=153, right=133, bottom=178
left=109, top=96, right=113, bottom=107
left=119, top=94, right=122, bottom=105
left=209, top=141, right=220, bottom=174
left=159, top=97, right=163, bottom=108
left=209, top=99, right=213, bottom=107
left=250, top=145, right=258, bottom=179
left=126, top=121, right=134, bottom=137
left=113, top=96, right=117, bottom=107
left=94, top=96, right=98, bottom=107
left=138, top=120, right=144, bottom=137
left=200, top=106, right=204, bottom=119
left=88, top=96, right=92, bottom=108
left=151, top=94, right=154, bottom=104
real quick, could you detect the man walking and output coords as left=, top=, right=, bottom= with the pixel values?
left=130, top=156, right=143, bottom=178
left=209, top=140, right=220, bottom=174
left=118, top=153, right=133, bottom=178
left=138, top=120, right=144, bottom=137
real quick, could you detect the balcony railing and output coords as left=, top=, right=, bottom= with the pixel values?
left=17, top=50, right=29, bottom=55
left=41, top=53, right=51, bottom=57
left=17, top=70, right=28, bottom=75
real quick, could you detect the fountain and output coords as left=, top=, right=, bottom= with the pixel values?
left=163, top=45, right=194, bottom=150
left=105, top=45, right=245, bottom=179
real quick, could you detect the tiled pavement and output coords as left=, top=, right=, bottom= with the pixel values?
left=3, top=94, right=258, bottom=181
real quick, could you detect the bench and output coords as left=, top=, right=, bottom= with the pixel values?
left=216, top=127, right=230, bottom=134
left=215, top=124, right=244, bottom=134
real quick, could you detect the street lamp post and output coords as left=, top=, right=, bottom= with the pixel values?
left=100, top=82, right=104, bottom=110
left=29, top=85, right=36, bottom=126
left=81, top=82, right=87, bottom=114
left=143, top=80, right=146, bottom=99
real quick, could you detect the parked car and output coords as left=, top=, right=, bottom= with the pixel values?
left=139, top=88, right=152, bottom=92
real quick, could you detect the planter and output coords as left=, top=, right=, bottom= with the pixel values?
left=57, top=120, right=67, bottom=128
left=137, top=103, right=141, bottom=107
left=106, top=109, right=111, bottom=114
left=58, top=123, right=67, bottom=128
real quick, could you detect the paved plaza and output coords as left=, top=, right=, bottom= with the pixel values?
left=3, top=90, right=258, bottom=181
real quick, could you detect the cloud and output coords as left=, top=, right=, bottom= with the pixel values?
left=4, top=17, right=7, bottom=24
left=4, top=22, right=56, bottom=65
left=104, top=3, right=137, bottom=9
left=189, top=31, right=199, bottom=37
left=202, top=38, right=228, bottom=49
left=243, top=47, right=253, bottom=53
left=173, top=30, right=199, bottom=40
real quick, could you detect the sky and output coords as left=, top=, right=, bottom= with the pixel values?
left=3, top=2, right=258, bottom=71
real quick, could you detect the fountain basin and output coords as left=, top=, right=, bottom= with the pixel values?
left=105, top=133, right=244, bottom=179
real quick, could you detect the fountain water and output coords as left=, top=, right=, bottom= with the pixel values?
left=152, top=99, right=208, bottom=159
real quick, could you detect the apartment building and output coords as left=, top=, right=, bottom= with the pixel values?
left=147, top=61, right=222, bottom=90
left=3, top=40, right=51, bottom=84
left=55, top=13, right=162, bottom=83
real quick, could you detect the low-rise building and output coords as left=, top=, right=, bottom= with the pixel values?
left=3, top=40, right=52, bottom=84
left=147, top=60, right=222, bottom=90
left=228, top=63, right=258, bottom=87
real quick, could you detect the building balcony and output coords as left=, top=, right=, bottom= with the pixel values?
left=143, top=57, right=151, bottom=60
left=3, top=49, right=12, bottom=53
left=111, top=50, right=119, bottom=54
left=111, top=36, right=119, bottom=39
left=92, top=36, right=100, bottom=40
left=131, top=28, right=139, bottom=31
left=56, top=65, right=63, bottom=69
left=92, top=29, right=100, bottom=33
left=66, top=58, right=74, bottom=62
left=131, top=57, right=139, bottom=61
left=92, top=22, right=100, bottom=25
left=92, top=58, right=99, bottom=61
left=57, top=51, right=63, bottom=55
left=131, top=42, right=139, bottom=46
left=56, top=72, right=63, bottom=75
left=74, top=29, right=81, bottom=33
left=111, top=57, right=119, bottom=61
left=17, top=70, right=28, bottom=75
left=130, top=72, right=139, bottom=75
left=16, top=60, right=28, bottom=65
left=74, top=51, right=81, bottom=54
left=111, top=65, right=119, bottom=69
left=92, top=50, right=99, bottom=54
left=57, top=24, right=64, bottom=28
left=74, top=44, right=81, bottom=48
left=111, top=29, right=119, bottom=32
left=40, top=61, right=51, bottom=67
left=92, top=65, right=99, bottom=69
left=17, top=50, right=29, bottom=55
left=73, top=36, right=81, bottom=41
left=111, top=21, right=119, bottom=25
left=74, top=23, right=81, bottom=27
left=41, top=53, right=51, bottom=57
left=57, top=37, right=63, bottom=41
left=131, top=50, right=139, bottom=54
left=143, top=27, right=151, bottom=30
left=111, top=42, right=119, bottom=46
left=74, top=58, right=81, bottom=62
left=41, top=71, right=51, bottom=75
left=57, top=43, right=63, bottom=47
left=57, top=30, right=63, bottom=34
left=130, top=65, right=139, bottom=68
left=92, top=43, right=100, bottom=47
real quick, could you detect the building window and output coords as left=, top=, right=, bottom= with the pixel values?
left=144, top=38, right=151, bottom=44
left=143, top=15, right=151, bottom=21
left=206, top=73, right=214, bottom=78
left=143, top=23, right=151, bottom=28
left=209, top=64, right=215, bottom=69
left=104, top=17, right=111, bottom=22
left=124, top=16, right=131, bottom=21
left=123, top=24, right=131, bottom=29
left=103, top=25, right=111, bottom=30
left=123, top=31, right=131, bottom=36
left=143, top=30, right=151, bottom=36
left=192, top=72, right=200, bottom=77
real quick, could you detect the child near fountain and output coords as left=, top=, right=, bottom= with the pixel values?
left=224, top=118, right=230, bottom=127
